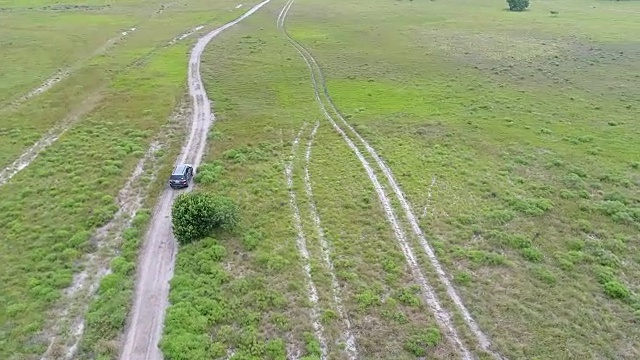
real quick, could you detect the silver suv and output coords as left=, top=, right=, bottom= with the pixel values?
left=168, top=164, right=194, bottom=189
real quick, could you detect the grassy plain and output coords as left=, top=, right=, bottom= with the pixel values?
left=0, top=0, right=262, bottom=359
left=1, top=0, right=639, bottom=359
left=162, top=5, right=459, bottom=358
left=163, top=0, right=640, bottom=359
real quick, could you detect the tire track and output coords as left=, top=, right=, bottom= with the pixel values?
left=0, top=22, right=214, bottom=189
left=284, top=123, right=328, bottom=360
left=281, top=1, right=505, bottom=358
left=40, top=137, right=167, bottom=360
left=278, top=1, right=473, bottom=358
left=3, top=1, right=174, bottom=110
left=119, top=2, right=272, bottom=359
left=167, top=25, right=204, bottom=45
left=303, top=121, right=359, bottom=360
left=282, top=4, right=504, bottom=357
left=0, top=89, right=104, bottom=187
left=4, top=26, right=137, bottom=112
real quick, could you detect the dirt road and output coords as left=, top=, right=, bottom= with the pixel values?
left=118, top=1, right=272, bottom=359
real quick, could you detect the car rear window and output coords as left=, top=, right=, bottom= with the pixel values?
left=170, top=175, right=184, bottom=180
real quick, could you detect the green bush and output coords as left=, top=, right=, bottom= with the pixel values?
left=396, top=286, right=421, bottom=307
left=507, top=0, right=530, bottom=11
left=193, top=161, right=224, bottom=185
left=404, top=328, right=441, bottom=356
left=265, top=339, right=286, bottom=359
left=171, top=192, right=239, bottom=244
left=603, top=281, right=630, bottom=299
left=242, top=229, right=264, bottom=251
left=521, top=247, right=543, bottom=263
left=596, top=266, right=616, bottom=285
left=303, top=332, right=322, bottom=358
left=160, top=332, right=215, bottom=360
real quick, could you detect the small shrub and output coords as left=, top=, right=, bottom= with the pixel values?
left=556, top=256, right=575, bottom=271
left=193, top=161, right=224, bottom=185
left=396, top=287, right=421, bottom=307
left=508, top=234, right=533, bottom=249
left=487, top=209, right=516, bottom=224
left=111, top=257, right=135, bottom=276
left=404, top=328, right=441, bottom=356
left=506, top=196, right=553, bottom=216
left=303, top=332, right=322, bottom=358
left=595, top=200, right=627, bottom=216
left=271, top=314, right=289, bottom=330
left=356, top=289, right=381, bottom=310
left=171, top=192, right=239, bottom=244
left=592, top=248, right=621, bottom=268
left=68, top=230, right=91, bottom=249
left=564, top=173, right=586, bottom=190
left=611, top=211, right=634, bottom=224
left=566, top=238, right=585, bottom=251
left=576, top=219, right=592, bottom=233
left=265, top=338, right=286, bottom=359
left=382, top=257, right=401, bottom=274
left=242, top=229, right=263, bottom=251
left=383, top=309, right=408, bottom=324
left=507, top=0, right=529, bottom=11
left=562, top=250, right=588, bottom=267
left=160, top=332, right=213, bottom=360
left=559, top=190, right=577, bottom=199
left=321, top=309, right=338, bottom=324
left=98, top=273, right=125, bottom=295
left=465, top=249, right=508, bottom=266
left=256, top=253, right=290, bottom=272
left=454, top=271, right=472, bottom=285
left=531, top=266, right=557, bottom=285
left=604, top=191, right=628, bottom=204
left=237, top=326, right=266, bottom=356
left=521, top=247, right=543, bottom=263
left=603, top=281, right=630, bottom=299
left=596, top=266, right=616, bottom=285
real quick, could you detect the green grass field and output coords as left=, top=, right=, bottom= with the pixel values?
left=0, top=0, right=261, bottom=359
left=0, top=0, right=639, bottom=359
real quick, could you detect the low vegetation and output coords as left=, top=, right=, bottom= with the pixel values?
left=162, top=0, right=639, bottom=359
left=1, top=0, right=639, bottom=359
left=0, top=0, right=261, bottom=358
left=80, top=209, right=152, bottom=358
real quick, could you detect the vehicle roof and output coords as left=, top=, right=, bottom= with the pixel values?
left=172, top=164, right=188, bottom=175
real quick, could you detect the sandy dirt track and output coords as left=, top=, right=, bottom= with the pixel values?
left=118, top=1, right=272, bottom=359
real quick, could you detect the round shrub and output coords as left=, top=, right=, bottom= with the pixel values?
left=603, top=281, right=630, bottom=300
left=507, top=0, right=529, bottom=11
left=404, top=328, right=441, bottom=356
left=171, top=192, right=239, bottom=245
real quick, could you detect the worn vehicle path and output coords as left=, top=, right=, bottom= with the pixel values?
left=119, top=1, right=272, bottom=359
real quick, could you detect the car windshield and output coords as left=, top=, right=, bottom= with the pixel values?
left=170, top=175, right=184, bottom=180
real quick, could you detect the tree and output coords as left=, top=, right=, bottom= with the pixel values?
left=507, top=0, right=529, bottom=11
left=171, top=192, right=239, bottom=244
